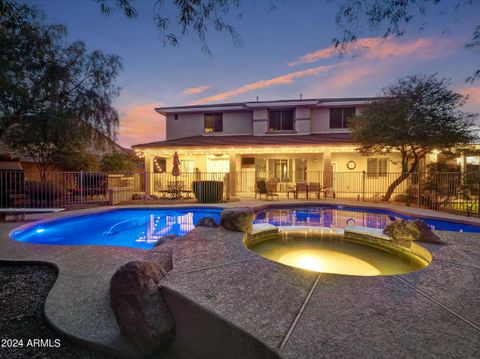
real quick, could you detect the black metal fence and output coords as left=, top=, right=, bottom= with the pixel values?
left=1, top=169, right=478, bottom=217
left=0, top=170, right=230, bottom=209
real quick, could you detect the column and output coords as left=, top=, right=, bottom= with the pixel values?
left=323, top=150, right=333, bottom=189
left=144, top=153, right=153, bottom=195
left=228, top=154, right=237, bottom=198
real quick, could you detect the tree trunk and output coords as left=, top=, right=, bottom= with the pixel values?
left=384, top=172, right=411, bottom=201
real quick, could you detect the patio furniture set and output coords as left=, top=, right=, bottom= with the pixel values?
left=255, top=180, right=328, bottom=200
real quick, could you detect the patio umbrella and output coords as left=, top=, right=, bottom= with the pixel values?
left=172, top=152, right=181, bottom=177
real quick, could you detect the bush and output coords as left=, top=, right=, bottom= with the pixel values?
left=192, top=181, right=224, bottom=203
left=25, top=181, right=67, bottom=207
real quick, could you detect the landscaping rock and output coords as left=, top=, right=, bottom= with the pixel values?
left=220, top=207, right=254, bottom=233
left=196, top=216, right=219, bottom=227
left=153, top=234, right=178, bottom=247
left=383, top=220, right=446, bottom=244
left=110, top=261, right=174, bottom=354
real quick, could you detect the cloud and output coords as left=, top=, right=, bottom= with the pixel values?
left=194, top=65, right=335, bottom=104
left=288, top=37, right=448, bottom=67
left=117, top=103, right=165, bottom=148
left=182, top=85, right=211, bottom=95
left=458, top=86, right=480, bottom=105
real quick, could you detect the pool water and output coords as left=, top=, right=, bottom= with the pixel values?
left=254, top=205, right=480, bottom=233
left=248, top=233, right=430, bottom=276
left=10, top=208, right=222, bottom=249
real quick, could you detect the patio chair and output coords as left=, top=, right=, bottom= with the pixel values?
left=255, top=180, right=279, bottom=200
left=295, top=182, right=308, bottom=199
left=308, top=182, right=327, bottom=199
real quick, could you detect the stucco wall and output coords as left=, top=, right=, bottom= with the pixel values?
left=166, top=111, right=254, bottom=140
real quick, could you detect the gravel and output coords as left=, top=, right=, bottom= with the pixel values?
left=0, top=263, right=110, bottom=359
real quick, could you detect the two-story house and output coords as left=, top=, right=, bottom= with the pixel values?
left=132, top=97, right=403, bottom=196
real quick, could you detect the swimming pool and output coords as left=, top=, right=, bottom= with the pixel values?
left=253, top=205, right=480, bottom=233
left=10, top=208, right=222, bottom=249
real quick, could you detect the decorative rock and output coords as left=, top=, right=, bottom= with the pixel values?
left=196, top=216, right=219, bottom=227
left=383, top=220, right=446, bottom=245
left=110, top=261, right=175, bottom=354
left=154, top=234, right=178, bottom=247
left=220, top=207, right=254, bottom=233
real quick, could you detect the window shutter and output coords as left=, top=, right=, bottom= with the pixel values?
left=367, top=158, right=378, bottom=178
left=378, top=158, right=388, bottom=177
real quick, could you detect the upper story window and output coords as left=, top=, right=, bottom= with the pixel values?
left=329, top=107, right=355, bottom=129
left=204, top=113, right=223, bottom=133
left=268, top=110, right=294, bottom=131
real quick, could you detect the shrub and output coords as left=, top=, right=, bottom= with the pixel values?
left=25, top=181, right=67, bottom=207
left=192, top=180, right=224, bottom=203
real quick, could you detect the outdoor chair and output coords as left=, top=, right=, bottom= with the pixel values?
left=308, top=182, right=327, bottom=199
left=295, top=182, right=308, bottom=199
left=255, top=180, right=279, bottom=200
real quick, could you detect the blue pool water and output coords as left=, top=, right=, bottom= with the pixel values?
left=10, top=208, right=222, bottom=249
left=254, top=205, right=480, bottom=233
left=10, top=205, right=480, bottom=250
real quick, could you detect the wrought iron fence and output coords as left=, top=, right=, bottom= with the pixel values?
left=0, top=170, right=230, bottom=210
left=1, top=169, right=478, bottom=217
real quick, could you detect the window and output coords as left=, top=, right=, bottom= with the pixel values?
left=367, top=158, right=388, bottom=178
left=204, top=113, right=223, bottom=133
left=153, top=157, right=166, bottom=173
left=269, top=159, right=293, bottom=182
left=181, top=160, right=194, bottom=173
left=329, top=107, right=355, bottom=128
left=268, top=110, right=294, bottom=131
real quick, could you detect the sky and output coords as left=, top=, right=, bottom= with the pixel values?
left=31, top=0, right=480, bottom=148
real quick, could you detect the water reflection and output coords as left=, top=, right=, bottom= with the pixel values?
left=254, top=207, right=402, bottom=230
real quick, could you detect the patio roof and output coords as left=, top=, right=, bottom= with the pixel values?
left=132, top=133, right=354, bottom=149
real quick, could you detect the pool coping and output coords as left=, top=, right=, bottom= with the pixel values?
left=0, top=199, right=480, bottom=358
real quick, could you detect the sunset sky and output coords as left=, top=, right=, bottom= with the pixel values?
left=32, top=0, right=480, bottom=148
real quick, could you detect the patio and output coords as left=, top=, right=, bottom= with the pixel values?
left=0, top=200, right=479, bottom=358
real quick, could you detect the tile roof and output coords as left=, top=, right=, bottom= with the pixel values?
left=133, top=133, right=354, bottom=148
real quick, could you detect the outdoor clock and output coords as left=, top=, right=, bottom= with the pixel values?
left=346, top=160, right=356, bottom=170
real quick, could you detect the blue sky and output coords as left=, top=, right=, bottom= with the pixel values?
left=31, top=0, right=480, bottom=147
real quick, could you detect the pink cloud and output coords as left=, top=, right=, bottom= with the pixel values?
left=117, top=102, right=165, bottom=148
left=288, top=37, right=449, bottom=67
left=182, top=85, right=211, bottom=95
left=194, top=65, right=335, bottom=104
left=458, top=86, right=480, bottom=105
left=327, top=65, right=377, bottom=90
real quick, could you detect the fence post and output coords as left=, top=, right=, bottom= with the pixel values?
left=362, top=171, right=366, bottom=201
left=79, top=170, right=84, bottom=206
left=143, top=170, right=147, bottom=204
left=417, top=171, right=421, bottom=208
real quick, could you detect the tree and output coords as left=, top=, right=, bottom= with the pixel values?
left=100, top=152, right=138, bottom=172
left=349, top=74, right=477, bottom=201
left=0, top=0, right=122, bottom=178
left=96, top=0, right=245, bottom=55
left=332, top=0, right=480, bottom=82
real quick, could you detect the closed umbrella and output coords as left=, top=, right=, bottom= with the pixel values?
left=171, top=152, right=181, bottom=198
left=172, top=152, right=181, bottom=177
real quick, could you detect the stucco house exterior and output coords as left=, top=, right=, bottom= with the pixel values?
left=132, top=97, right=410, bottom=197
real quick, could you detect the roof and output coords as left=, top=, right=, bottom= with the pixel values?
left=133, top=133, right=354, bottom=149
left=155, top=97, right=379, bottom=115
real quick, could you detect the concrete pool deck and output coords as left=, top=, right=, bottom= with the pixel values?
left=0, top=200, right=479, bottom=358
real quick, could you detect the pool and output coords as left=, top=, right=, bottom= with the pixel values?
left=10, top=208, right=222, bottom=249
left=254, top=205, right=480, bottom=233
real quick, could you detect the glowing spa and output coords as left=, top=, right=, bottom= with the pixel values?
left=246, top=229, right=432, bottom=276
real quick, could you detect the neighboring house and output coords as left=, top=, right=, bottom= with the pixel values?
left=0, top=133, right=129, bottom=178
left=133, top=97, right=407, bottom=196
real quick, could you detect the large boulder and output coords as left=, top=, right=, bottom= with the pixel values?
left=196, top=216, right=219, bottom=228
left=220, top=207, right=254, bottom=233
left=110, top=261, right=174, bottom=354
left=383, top=220, right=446, bottom=245
left=153, top=234, right=178, bottom=248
